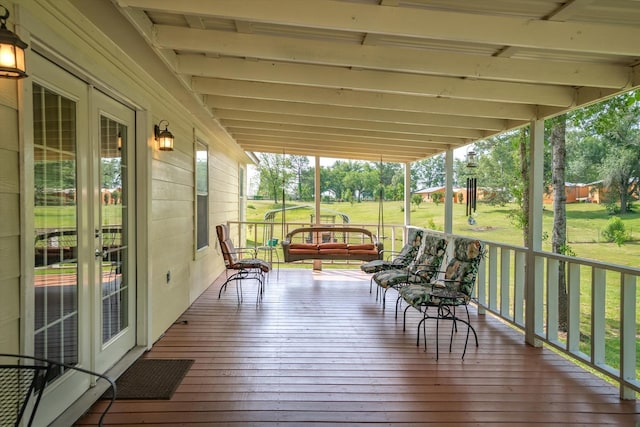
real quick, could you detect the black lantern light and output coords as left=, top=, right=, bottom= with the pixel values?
left=154, top=120, right=174, bottom=151
left=0, top=4, right=28, bottom=79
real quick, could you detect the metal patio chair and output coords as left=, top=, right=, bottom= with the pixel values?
left=216, top=224, right=271, bottom=306
left=399, top=237, right=485, bottom=359
left=372, top=233, right=448, bottom=310
left=0, top=353, right=116, bottom=426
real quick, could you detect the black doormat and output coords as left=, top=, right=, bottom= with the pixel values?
left=103, top=359, right=194, bottom=400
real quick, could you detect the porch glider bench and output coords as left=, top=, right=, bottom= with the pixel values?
left=282, top=226, right=383, bottom=262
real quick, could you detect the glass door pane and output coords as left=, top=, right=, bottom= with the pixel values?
left=33, top=83, right=79, bottom=370
left=100, top=116, right=128, bottom=343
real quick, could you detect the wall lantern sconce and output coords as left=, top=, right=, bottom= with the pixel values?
left=466, top=150, right=478, bottom=168
left=117, top=132, right=122, bottom=151
left=154, top=120, right=174, bottom=151
left=0, top=5, right=28, bottom=79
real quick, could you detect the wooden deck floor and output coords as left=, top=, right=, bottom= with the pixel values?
left=78, top=269, right=640, bottom=426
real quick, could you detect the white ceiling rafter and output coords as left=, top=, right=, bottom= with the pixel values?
left=105, top=0, right=640, bottom=163
left=154, top=25, right=630, bottom=88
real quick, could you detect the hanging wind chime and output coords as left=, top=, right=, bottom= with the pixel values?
left=377, top=158, right=385, bottom=243
left=281, top=150, right=286, bottom=239
left=466, top=150, right=478, bottom=225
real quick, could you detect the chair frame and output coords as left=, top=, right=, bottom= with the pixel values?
left=398, top=238, right=484, bottom=360
left=216, top=224, right=271, bottom=306
left=0, top=353, right=116, bottom=427
left=372, top=234, right=447, bottom=310
left=360, top=228, right=424, bottom=294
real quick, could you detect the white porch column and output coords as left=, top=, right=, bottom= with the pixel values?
left=313, top=156, right=322, bottom=270
left=404, top=162, right=411, bottom=227
left=525, top=120, right=544, bottom=347
left=444, top=147, right=454, bottom=234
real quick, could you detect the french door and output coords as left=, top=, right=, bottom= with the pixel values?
left=31, top=53, right=136, bottom=423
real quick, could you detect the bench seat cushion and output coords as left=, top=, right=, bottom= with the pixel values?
left=318, top=243, right=348, bottom=249
left=289, top=243, right=318, bottom=250
left=348, top=244, right=375, bottom=250
left=319, top=248, right=349, bottom=255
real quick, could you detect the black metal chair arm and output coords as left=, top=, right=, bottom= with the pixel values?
left=0, top=353, right=116, bottom=427
left=229, top=246, right=258, bottom=259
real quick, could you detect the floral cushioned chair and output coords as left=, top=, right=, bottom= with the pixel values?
left=399, top=237, right=484, bottom=359
left=371, top=233, right=447, bottom=310
left=360, top=227, right=424, bottom=293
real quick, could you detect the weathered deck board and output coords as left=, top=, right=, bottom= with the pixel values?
left=77, top=269, right=640, bottom=426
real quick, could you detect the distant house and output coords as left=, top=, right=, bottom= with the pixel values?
left=543, top=181, right=604, bottom=204
left=414, top=187, right=467, bottom=203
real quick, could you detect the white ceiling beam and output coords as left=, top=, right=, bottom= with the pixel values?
left=117, top=0, right=640, bottom=56
left=179, top=55, right=575, bottom=107
left=544, top=0, right=596, bottom=21
left=235, top=140, right=427, bottom=163
left=230, top=128, right=468, bottom=147
left=223, top=121, right=472, bottom=144
left=155, top=25, right=630, bottom=88
left=195, top=78, right=530, bottom=123
left=184, top=15, right=205, bottom=29
left=205, top=95, right=530, bottom=124
left=214, top=108, right=500, bottom=135
left=234, top=135, right=442, bottom=158
left=218, top=114, right=487, bottom=139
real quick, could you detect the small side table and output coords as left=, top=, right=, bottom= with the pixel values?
left=257, top=239, right=280, bottom=278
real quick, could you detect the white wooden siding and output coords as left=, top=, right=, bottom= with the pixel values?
left=0, top=75, right=20, bottom=354
left=0, top=0, right=254, bottom=353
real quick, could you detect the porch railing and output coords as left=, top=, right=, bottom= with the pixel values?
left=474, top=239, right=639, bottom=400
left=228, top=221, right=639, bottom=399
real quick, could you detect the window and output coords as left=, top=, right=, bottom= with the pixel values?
left=195, top=141, right=209, bottom=250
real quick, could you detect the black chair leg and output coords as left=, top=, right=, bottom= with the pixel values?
left=402, top=304, right=412, bottom=332
left=395, top=295, right=402, bottom=319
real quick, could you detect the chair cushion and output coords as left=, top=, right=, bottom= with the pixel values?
left=235, top=258, right=271, bottom=273
left=318, top=248, right=349, bottom=255
left=453, top=238, right=483, bottom=262
left=373, top=269, right=410, bottom=289
left=399, top=283, right=434, bottom=307
left=289, top=243, right=318, bottom=250
left=349, top=249, right=378, bottom=255
left=318, top=243, right=348, bottom=249
left=288, top=249, right=319, bottom=256
left=348, top=244, right=375, bottom=250
left=360, top=259, right=392, bottom=273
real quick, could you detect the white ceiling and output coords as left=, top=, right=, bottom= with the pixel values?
left=111, top=0, right=640, bottom=163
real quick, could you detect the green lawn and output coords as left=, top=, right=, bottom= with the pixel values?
left=247, top=199, right=640, bottom=268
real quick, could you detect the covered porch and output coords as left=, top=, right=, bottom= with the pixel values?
left=77, top=268, right=640, bottom=426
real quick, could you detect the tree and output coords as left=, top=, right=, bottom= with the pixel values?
left=411, top=194, right=423, bottom=209
left=516, top=128, right=530, bottom=245
left=549, top=114, right=569, bottom=332
left=343, top=170, right=367, bottom=202
left=431, top=192, right=443, bottom=205
left=289, top=155, right=310, bottom=201
left=573, top=91, right=640, bottom=213
left=323, top=160, right=361, bottom=201
left=257, top=153, right=288, bottom=203
left=411, top=154, right=444, bottom=190
left=599, top=111, right=640, bottom=214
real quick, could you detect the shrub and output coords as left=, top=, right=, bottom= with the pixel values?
left=601, top=216, right=629, bottom=247
left=605, top=202, right=620, bottom=215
